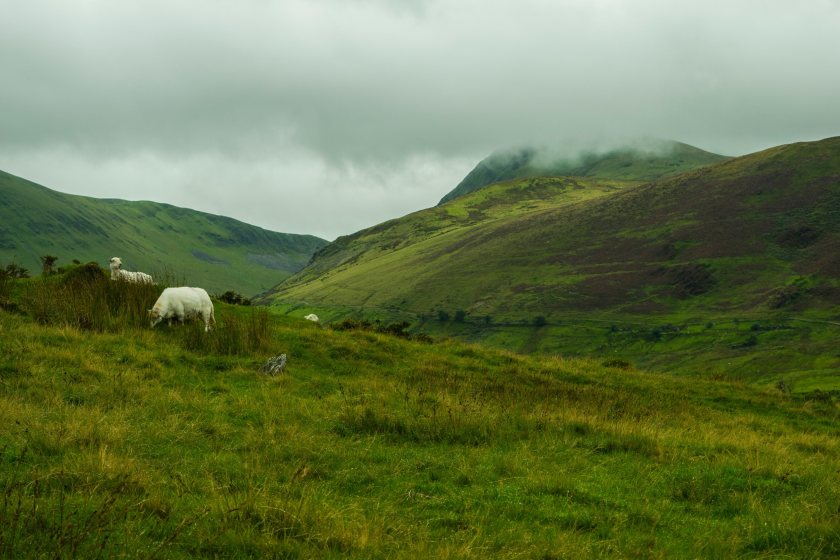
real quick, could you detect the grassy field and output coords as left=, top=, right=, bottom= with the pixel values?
left=1, top=269, right=839, bottom=558
left=267, top=300, right=840, bottom=395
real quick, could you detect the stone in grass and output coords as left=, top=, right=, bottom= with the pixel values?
left=260, top=353, right=287, bottom=376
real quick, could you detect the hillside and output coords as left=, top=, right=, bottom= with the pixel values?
left=261, top=137, right=840, bottom=386
left=1, top=275, right=839, bottom=558
left=438, top=140, right=729, bottom=204
left=0, top=170, right=327, bottom=295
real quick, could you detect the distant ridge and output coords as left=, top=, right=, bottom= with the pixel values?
left=439, top=140, right=729, bottom=204
left=0, top=170, right=327, bottom=295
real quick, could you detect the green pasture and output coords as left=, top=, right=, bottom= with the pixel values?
left=1, top=271, right=839, bottom=558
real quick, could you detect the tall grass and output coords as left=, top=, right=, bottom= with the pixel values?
left=15, top=263, right=274, bottom=356
left=177, top=308, right=273, bottom=355
left=18, top=263, right=161, bottom=331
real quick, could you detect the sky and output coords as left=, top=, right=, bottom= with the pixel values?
left=1, top=0, right=839, bottom=241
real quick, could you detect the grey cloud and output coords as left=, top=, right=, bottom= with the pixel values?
left=1, top=0, right=839, bottom=239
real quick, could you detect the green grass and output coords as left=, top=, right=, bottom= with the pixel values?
left=1, top=273, right=840, bottom=558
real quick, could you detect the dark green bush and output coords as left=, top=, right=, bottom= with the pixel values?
left=217, top=290, right=252, bottom=306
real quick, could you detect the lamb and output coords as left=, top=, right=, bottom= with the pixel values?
left=149, top=287, right=216, bottom=332
left=109, top=257, right=154, bottom=284
left=304, top=313, right=320, bottom=322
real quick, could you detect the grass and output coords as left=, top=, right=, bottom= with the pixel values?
left=1, top=271, right=840, bottom=557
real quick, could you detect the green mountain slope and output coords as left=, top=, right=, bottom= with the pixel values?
left=0, top=170, right=327, bottom=295
left=439, top=140, right=729, bottom=204
left=264, top=175, right=636, bottom=295
left=261, top=137, right=840, bottom=385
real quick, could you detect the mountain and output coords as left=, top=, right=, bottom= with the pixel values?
left=0, top=170, right=327, bottom=295
left=260, top=137, right=840, bottom=385
left=438, top=140, right=729, bottom=204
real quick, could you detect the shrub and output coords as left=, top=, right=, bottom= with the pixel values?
left=437, top=310, right=450, bottom=322
left=332, top=318, right=374, bottom=332
left=217, top=290, right=252, bottom=306
left=4, top=262, right=29, bottom=279
left=454, top=310, right=467, bottom=323
left=378, top=321, right=411, bottom=339
left=533, top=315, right=547, bottom=327
left=40, top=255, right=58, bottom=276
left=647, top=324, right=678, bottom=342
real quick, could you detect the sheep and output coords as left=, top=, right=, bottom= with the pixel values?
left=109, top=257, right=154, bottom=284
left=149, top=287, right=216, bottom=332
left=304, top=313, right=320, bottom=322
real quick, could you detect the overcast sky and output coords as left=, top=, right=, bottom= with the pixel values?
left=2, top=0, right=839, bottom=240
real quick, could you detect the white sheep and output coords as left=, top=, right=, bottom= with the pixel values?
left=149, top=287, right=216, bottom=332
left=304, top=313, right=320, bottom=322
left=109, top=257, right=154, bottom=284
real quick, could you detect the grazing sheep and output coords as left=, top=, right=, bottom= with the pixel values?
left=304, top=313, right=320, bottom=322
left=109, top=257, right=154, bottom=284
left=149, top=287, right=215, bottom=332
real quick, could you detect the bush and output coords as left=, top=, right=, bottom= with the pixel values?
left=217, top=290, right=252, bottom=306
left=602, top=359, right=633, bottom=370
left=40, top=255, right=58, bottom=276
left=533, top=315, right=547, bottom=327
left=454, top=310, right=467, bottom=323
left=4, top=262, right=29, bottom=279
left=437, top=310, right=450, bottom=322
left=378, top=321, right=411, bottom=338
left=332, top=318, right=373, bottom=332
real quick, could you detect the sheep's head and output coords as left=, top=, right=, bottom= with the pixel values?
left=109, top=257, right=122, bottom=270
left=148, top=308, right=163, bottom=328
